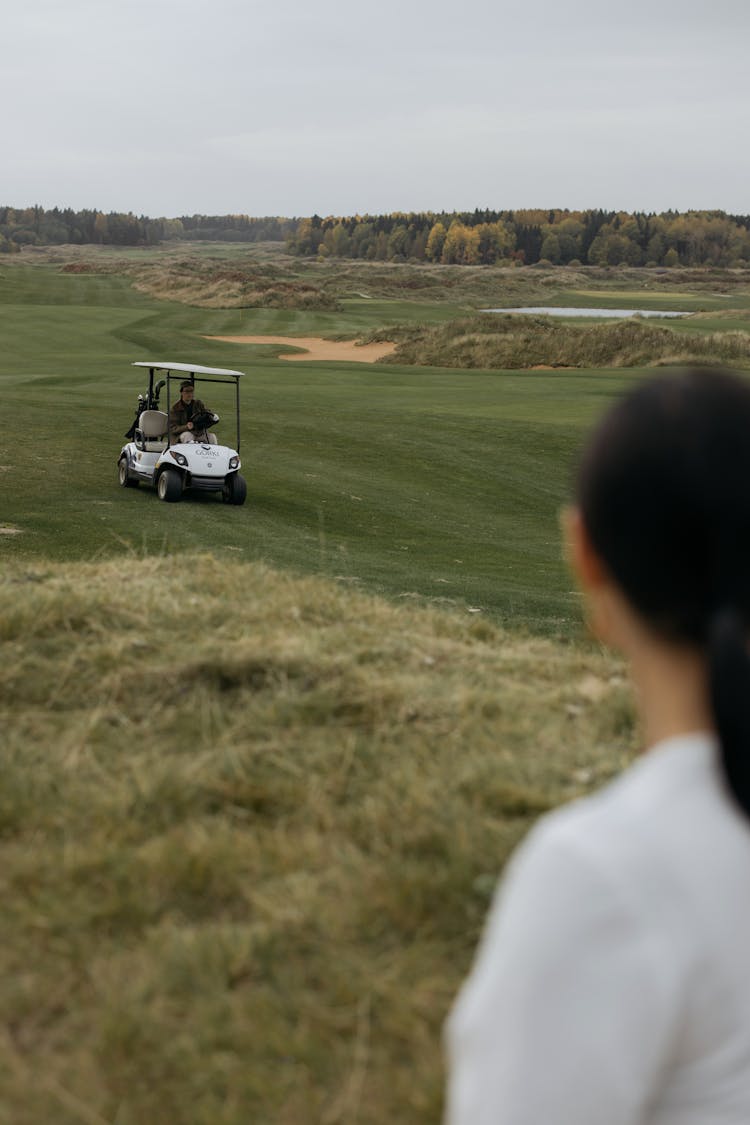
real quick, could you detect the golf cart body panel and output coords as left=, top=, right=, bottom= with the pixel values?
left=118, top=361, right=246, bottom=503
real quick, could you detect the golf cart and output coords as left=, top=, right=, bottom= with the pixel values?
left=118, top=361, right=247, bottom=504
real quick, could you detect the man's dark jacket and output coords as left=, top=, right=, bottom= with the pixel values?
left=169, top=397, right=211, bottom=438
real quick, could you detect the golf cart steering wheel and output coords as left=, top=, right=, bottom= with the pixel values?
left=191, top=411, right=218, bottom=431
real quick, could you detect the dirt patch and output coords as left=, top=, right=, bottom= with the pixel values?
left=0, top=526, right=23, bottom=535
left=204, top=335, right=396, bottom=363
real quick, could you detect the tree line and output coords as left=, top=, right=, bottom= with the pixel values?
left=0, top=206, right=295, bottom=253
left=286, top=209, right=750, bottom=268
left=2, top=204, right=749, bottom=268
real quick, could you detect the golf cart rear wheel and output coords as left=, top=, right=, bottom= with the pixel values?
left=157, top=468, right=183, bottom=502
left=118, top=457, right=138, bottom=488
left=222, top=473, right=247, bottom=506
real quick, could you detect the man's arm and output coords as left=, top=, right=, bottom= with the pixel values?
left=169, top=403, right=189, bottom=436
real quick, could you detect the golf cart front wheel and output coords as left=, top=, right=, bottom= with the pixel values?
left=118, top=457, right=138, bottom=488
left=157, top=468, right=183, bottom=502
left=222, top=473, right=247, bottom=506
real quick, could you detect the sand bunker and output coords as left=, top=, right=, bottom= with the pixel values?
left=204, top=335, right=396, bottom=363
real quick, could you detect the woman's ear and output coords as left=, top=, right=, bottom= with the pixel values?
left=561, top=506, right=608, bottom=592
left=562, top=506, right=622, bottom=646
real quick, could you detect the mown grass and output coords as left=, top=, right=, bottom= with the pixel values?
left=0, top=554, right=634, bottom=1124
left=0, top=257, right=643, bottom=635
left=1, top=350, right=601, bottom=633
left=4, top=251, right=749, bottom=631
left=552, top=281, right=750, bottom=313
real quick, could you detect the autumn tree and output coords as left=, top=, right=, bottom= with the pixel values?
left=555, top=218, right=584, bottom=262
left=425, top=221, right=447, bottom=262
left=476, top=221, right=514, bottom=263
left=441, top=221, right=480, bottom=264
left=387, top=225, right=410, bottom=260
left=539, top=231, right=561, bottom=264
left=91, top=212, right=109, bottom=244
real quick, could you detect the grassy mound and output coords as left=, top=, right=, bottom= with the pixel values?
left=57, top=256, right=341, bottom=311
left=369, top=315, right=750, bottom=370
left=0, top=554, right=633, bottom=1124
left=132, top=261, right=342, bottom=311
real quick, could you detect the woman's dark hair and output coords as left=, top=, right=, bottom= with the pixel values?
left=576, top=366, right=750, bottom=817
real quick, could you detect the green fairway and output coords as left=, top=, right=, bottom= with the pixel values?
left=6, top=252, right=744, bottom=634
left=534, top=287, right=750, bottom=339
left=553, top=285, right=750, bottom=313
left=0, top=260, right=635, bottom=635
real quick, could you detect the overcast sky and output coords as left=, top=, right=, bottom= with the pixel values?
left=7, top=0, right=749, bottom=219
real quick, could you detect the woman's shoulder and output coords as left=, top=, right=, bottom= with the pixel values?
left=509, top=731, right=745, bottom=929
left=528, top=733, right=714, bottom=852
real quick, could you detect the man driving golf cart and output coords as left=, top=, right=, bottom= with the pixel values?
left=118, top=361, right=247, bottom=504
left=169, top=380, right=218, bottom=444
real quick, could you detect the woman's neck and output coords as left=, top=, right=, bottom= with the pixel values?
left=628, top=638, right=714, bottom=751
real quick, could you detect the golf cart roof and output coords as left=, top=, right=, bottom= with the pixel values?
left=132, top=361, right=245, bottom=378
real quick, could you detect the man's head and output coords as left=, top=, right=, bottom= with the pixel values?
left=180, top=381, right=195, bottom=402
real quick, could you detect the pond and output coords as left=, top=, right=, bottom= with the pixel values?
left=482, top=306, right=689, bottom=319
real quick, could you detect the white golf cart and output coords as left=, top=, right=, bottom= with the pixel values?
left=118, top=361, right=247, bottom=504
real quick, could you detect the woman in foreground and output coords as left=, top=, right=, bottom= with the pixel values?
left=445, top=367, right=750, bottom=1124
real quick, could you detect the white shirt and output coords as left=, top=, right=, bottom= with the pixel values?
left=445, top=733, right=750, bottom=1124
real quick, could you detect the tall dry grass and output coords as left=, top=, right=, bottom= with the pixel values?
left=129, top=260, right=341, bottom=310
left=369, top=315, right=750, bottom=370
left=0, top=554, right=634, bottom=1123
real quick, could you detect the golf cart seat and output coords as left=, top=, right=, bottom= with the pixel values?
left=136, top=410, right=168, bottom=452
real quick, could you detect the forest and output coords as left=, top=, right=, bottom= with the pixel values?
left=285, top=209, right=750, bottom=268
left=0, top=207, right=294, bottom=251
left=2, top=204, right=750, bottom=268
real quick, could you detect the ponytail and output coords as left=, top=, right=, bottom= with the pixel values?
left=708, top=608, right=750, bottom=817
